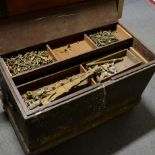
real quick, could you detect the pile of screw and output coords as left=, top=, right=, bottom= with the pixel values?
left=4, top=51, right=54, bottom=76
left=89, top=30, right=118, bottom=47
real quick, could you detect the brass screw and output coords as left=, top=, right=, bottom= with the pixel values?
left=89, top=30, right=118, bottom=47
left=4, top=50, right=54, bottom=75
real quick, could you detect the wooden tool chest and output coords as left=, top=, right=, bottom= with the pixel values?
left=0, top=0, right=155, bottom=154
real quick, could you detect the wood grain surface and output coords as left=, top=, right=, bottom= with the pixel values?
left=0, top=0, right=118, bottom=55
left=6, top=0, right=87, bottom=16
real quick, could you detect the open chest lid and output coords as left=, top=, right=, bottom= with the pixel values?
left=0, top=0, right=124, bottom=55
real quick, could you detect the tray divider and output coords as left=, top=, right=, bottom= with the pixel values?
left=80, top=64, right=96, bottom=85
left=126, top=50, right=142, bottom=64
left=80, top=64, right=87, bottom=73
left=84, top=34, right=97, bottom=49
left=129, top=47, right=149, bottom=64
left=116, top=25, right=133, bottom=39
left=46, top=44, right=60, bottom=61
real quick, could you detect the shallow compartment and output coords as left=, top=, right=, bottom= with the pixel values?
left=18, top=65, right=96, bottom=110
left=49, top=34, right=97, bottom=61
left=1, top=44, right=57, bottom=77
left=84, top=48, right=143, bottom=83
left=87, top=24, right=132, bottom=47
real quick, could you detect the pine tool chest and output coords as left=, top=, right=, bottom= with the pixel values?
left=0, top=0, right=155, bottom=154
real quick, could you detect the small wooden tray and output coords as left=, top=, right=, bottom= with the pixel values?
left=83, top=49, right=142, bottom=83
left=50, top=34, right=97, bottom=61
left=0, top=23, right=133, bottom=86
left=87, top=24, right=132, bottom=47
left=17, top=64, right=96, bottom=111
left=1, top=44, right=58, bottom=77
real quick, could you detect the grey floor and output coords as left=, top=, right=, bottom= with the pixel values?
left=1, top=0, right=155, bottom=155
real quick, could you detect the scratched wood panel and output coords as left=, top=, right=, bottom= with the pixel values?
left=0, top=0, right=118, bottom=55
left=6, top=0, right=87, bottom=16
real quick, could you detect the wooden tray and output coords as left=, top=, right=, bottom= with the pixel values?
left=0, top=23, right=132, bottom=86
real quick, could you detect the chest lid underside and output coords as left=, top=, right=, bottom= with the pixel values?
left=0, top=0, right=124, bottom=55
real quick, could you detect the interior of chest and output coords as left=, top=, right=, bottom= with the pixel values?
left=1, top=22, right=154, bottom=114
